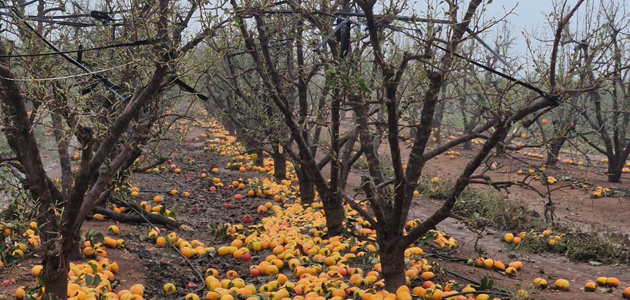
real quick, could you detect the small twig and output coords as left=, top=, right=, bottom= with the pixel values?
left=154, top=172, right=185, bottom=188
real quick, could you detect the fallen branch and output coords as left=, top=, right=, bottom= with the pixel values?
left=105, top=199, right=184, bottom=229
left=133, top=157, right=169, bottom=173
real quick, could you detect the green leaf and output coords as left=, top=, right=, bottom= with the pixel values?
left=233, top=17, right=241, bottom=24
left=589, top=260, right=603, bottom=266
left=93, top=274, right=101, bottom=287
left=93, top=232, right=104, bottom=243
left=85, top=274, right=94, bottom=286
left=171, top=204, right=178, bottom=213
left=326, top=79, right=337, bottom=87
left=358, top=78, right=371, bottom=92
left=160, top=205, right=166, bottom=216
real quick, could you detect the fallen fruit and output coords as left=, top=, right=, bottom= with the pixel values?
left=533, top=278, right=548, bottom=289
left=607, top=277, right=620, bottom=288
left=584, top=281, right=596, bottom=292
left=554, top=279, right=570, bottom=291
left=163, top=283, right=176, bottom=294
left=242, top=215, right=253, bottom=223
left=504, top=233, right=514, bottom=243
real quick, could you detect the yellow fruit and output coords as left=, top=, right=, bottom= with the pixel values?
left=554, top=279, right=569, bottom=291
left=31, top=265, right=43, bottom=277
left=162, top=283, right=176, bottom=294
left=584, top=281, right=596, bottom=292
left=12, top=249, right=23, bottom=258
left=156, top=236, right=166, bottom=247
left=181, top=247, right=195, bottom=258
left=505, top=266, right=516, bottom=276
left=596, top=277, right=608, bottom=286
left=476, top=294, right=489, bottom=300
left=533, top=278, right=548, bottom=289
left=503, top=233, right=514, bottom=243
left=108, top=225, right=119, bottom=235
left=15, top=286, right=25, bottom=299
left=421, top=271, right=435, bottom=281
left=185, top=293, right=200, bottom=300
left=508, top=261, right=523, bottom=270
left=483, top=258, right=494, bottom=269
left=93, top=213, right=105, bottom=221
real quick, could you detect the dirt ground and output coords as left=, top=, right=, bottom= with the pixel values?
left=1, top=118, right=629, bottom=300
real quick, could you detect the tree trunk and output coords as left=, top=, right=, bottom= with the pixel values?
left=51, top=112, right=72, bottom=197
left=296, top=166, right=315, bottom=205
left=608, top=159, right=623, bottom=182
left=379, top=239, right=406, bottom=292
left=546, top=136, right=566, bottom=167
left=322, top=192, right=344, bottom=236
left=41, top=244, right=69, bottom=300
left=271, top=146, right=286, bottom=181
left=254, top=148, right=264, bottom=166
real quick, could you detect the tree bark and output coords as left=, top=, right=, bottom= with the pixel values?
left=379, top=239, right=406, bottom=292
left=41, top=250, right=68, bottom=300
left=271, top=146, right=286, bottom=181
left=296, top=166, right=315, bottom=205
left=546, top=136, right=566, bottom=167
left=608, top=159, right=623, bottom=182
left=322, top=192, right=344, bottom=236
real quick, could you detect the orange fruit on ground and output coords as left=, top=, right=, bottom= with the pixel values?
left=411, top=287, right=426, bottom=297
left=421, top=271, right=435, bottom=281
left=503, top=233, right=514, bottom=243
left=622, top=287, right=630, bottom=299
left=533, top=278, right=548, bottom=289
left=130, top=284, right=145, bottom=296
left=512, top=236, right=522, bottom=245
left=483, top=258, right=494, bottom=269
left=584, top=281, right=597, bottom=292
left=15, top=286, right=25, bottom=299
left=226, top=270, right=238, bottom=280
left=606, top=277, right=620, bottom=288
left=31, top=265, right=43, bottom=277
left=181, top=247, right=195, bottom=258
left=234, top=194, right=242, bottom=201
left=554, top=279, right=570, bottom=290
left=493, top=261, right=505, bottom=271
left=596, top=277, right=608, bottom=286
left=508, top=261, right=523, bottom=270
